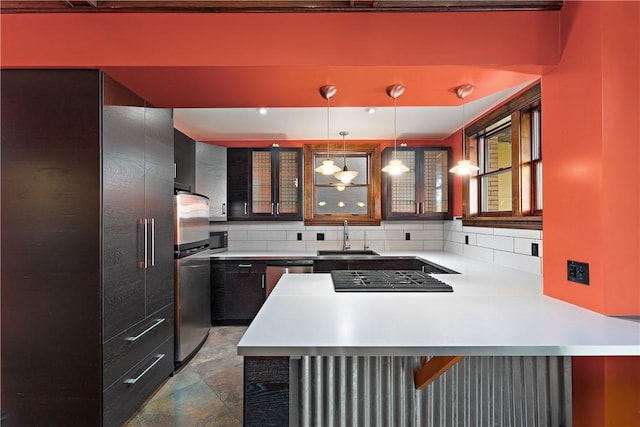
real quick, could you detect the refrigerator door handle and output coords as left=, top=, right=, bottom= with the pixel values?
left=222, top=202, right=226, bottom=216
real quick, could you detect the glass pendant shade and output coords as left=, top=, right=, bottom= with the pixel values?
left=334, top=167, right=358, bottom=184
left=449, top=159, right=479, bottom=175
left=382, top=159, right=410, bottom=175
left=316, top=159, right=341, bottom=175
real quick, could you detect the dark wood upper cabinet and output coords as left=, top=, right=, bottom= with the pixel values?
left=227, top=147, right=303, bottom=221
left=382, top=147, right=453, bottom=220
left=173, top=128, right=195, bottom=192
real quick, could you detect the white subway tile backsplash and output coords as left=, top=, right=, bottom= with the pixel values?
left=514, top=238, right=543, bottom=257
left=462, top=226, right=494, bottom=235
left=476, top=234, right=514, bottom=252
left=423, top=221, right=445, bottom=231
left=493, top=228, right=541, bottom=239
left=229, top=240, right=267, bottom=251
left=443, top=220, right=543, bottom=275
left=386, top=239, right=424, bottom=251
left=444, top=240, right=464, bottom=255
left=445, top=231, right=465, bottom=244
left=423, top=240, right=444, bottom=250
left=248, top=230, right=286, bottom=241
left=228, top=230, right=248, bottom=240
left=267, top=240, right=306, bottom=251
left=383, top=222, right=423, bottom=230
left=462, top=245, right=494, bottom=263
left=412, top=230, right=444, bottom=241
left=493, top=250, right=542, bottom=275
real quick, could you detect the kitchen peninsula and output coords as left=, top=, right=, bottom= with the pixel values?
left=234, top=251, right=640, bottom=426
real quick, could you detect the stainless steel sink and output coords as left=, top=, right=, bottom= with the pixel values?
left=316, top=250, right=379, bottom=256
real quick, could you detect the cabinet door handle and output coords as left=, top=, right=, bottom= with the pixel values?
left=124, top=353, right=165, bottom=384
left=271, top=203, right=274, bottom=215
left=150, top=217, right=155, bottom=267
left=261, top=273, right=265, bottom=289
left=125, top=318, right=166, bottom=342
left=222, top=203, right=226, bottom=215
left=139, top=218, right=148, bottom=269
left=244, top=202, right=248, bottom=215
left=276, top=203, right=280, bottom=215
left=238, top=264, right=252, bottom=268
left=415, top=202, right=419, bottom=214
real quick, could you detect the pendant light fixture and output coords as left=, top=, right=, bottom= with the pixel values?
left=449, top=84, right=480, bottom=175
left=382, top=83, right=409, bottom=175
left=315, top=85, right=342, bottom=175
left=333, top=131, right=359, bottom=184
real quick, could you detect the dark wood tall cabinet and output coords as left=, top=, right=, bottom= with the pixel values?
left=1, top=70, right=175, bottom=427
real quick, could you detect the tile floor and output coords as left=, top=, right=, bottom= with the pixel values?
left=124, top=326, right=248, bottom=427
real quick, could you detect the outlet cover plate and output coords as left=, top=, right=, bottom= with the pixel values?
left=567, top=260, right=589, bottom=285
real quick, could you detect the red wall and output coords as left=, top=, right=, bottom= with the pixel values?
left=542, top=0, right=640, bottom=316
left=543, top=2, right=640, bottom=425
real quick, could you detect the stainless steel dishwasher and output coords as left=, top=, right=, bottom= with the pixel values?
left=265, top=259, right=314, bottom=296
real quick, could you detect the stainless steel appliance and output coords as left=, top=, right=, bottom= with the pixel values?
left=331, top=270, right=454, bottom=292
left=174, top=192, right=211, bottom=365
left=266, top=259, right=314, bottom=296
left=209, top=230, right=228, bottom=253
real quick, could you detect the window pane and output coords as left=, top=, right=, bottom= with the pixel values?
left=533, top=108, right=541, bottom=160
left=315, top=154, right=368, bottom=185
left=316, top=186, right=368, bottom=215
left=482, top=170, right=512, bottom=212
left=423, top=150, right=448, bottom=213
left=485, top=124, right=512, bottom=173
left=252, top=151, right=272, bottom=213
left=278, top=151, right=299, bottom=214
left=536, top=161, right=543, bottom=210
left=469, top=177, right=478, bottom=215
left=390, top=151, right=416, bottom=213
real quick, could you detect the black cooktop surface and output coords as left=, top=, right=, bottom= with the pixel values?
left=331, top=270, right=453, bottom=292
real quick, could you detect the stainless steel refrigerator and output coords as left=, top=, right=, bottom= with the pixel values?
left=174, top=192, right=211, bottom=365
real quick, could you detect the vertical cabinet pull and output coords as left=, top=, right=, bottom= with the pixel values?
left=415, top=202, right=420, bottom=214
left=261, top=273, right=265, bottom=289
left=244, top=202, right=248, bottom=215
left=222, top=203, right=226, bottom=215
left=124, top=353, right=165, bottom=385
left=276, top=203, right=280, bottom=215
left=150, top=218, right=155, bottom=267
left=139, top=218, right=148, bottom=269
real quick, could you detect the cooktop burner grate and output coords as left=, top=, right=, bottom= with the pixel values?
left=331, top=270, right=454, bottom=292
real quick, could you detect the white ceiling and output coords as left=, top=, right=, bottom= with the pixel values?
left=173, top=81, right=535, bottom=143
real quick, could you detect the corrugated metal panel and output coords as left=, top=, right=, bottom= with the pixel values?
left=294, top=356, right=571, bottom=427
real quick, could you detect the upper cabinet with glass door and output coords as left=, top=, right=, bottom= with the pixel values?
left=227, top=147, right=303, bottom=221
left=382, top=147, right=453, bottom=220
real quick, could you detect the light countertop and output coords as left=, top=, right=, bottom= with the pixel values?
left=236, top=251, right=640, bottom=357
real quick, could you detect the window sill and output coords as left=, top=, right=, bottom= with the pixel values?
left=461, top=216, right=542, bottom=230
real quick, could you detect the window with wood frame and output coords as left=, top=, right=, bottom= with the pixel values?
left=304, top=143, right=381, bottom=226
left=463, top=83, right=542, bottom=230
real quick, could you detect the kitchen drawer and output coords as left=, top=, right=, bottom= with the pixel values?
left=224, top=260, right=266, bottom=274
left=103, top=337, right=174, bottom=427
left=103, top=304, right=173, bottom=387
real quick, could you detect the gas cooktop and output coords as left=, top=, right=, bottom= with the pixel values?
left=331, top=270, right=454, bottom=292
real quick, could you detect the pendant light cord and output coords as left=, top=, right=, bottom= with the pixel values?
left=393, top=95, right=398, bottom=161
left=326, top=96, right=331, bottom=160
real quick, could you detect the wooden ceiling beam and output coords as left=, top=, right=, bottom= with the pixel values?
left=1, top=0, right=563, bottom=14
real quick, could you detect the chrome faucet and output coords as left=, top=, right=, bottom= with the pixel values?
left=343, top=220, right=351, bottom=251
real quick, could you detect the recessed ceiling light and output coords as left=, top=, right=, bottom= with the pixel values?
left=364, top=107, right=376, bottom=115
left=257, top=107, right=268, bottom=115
